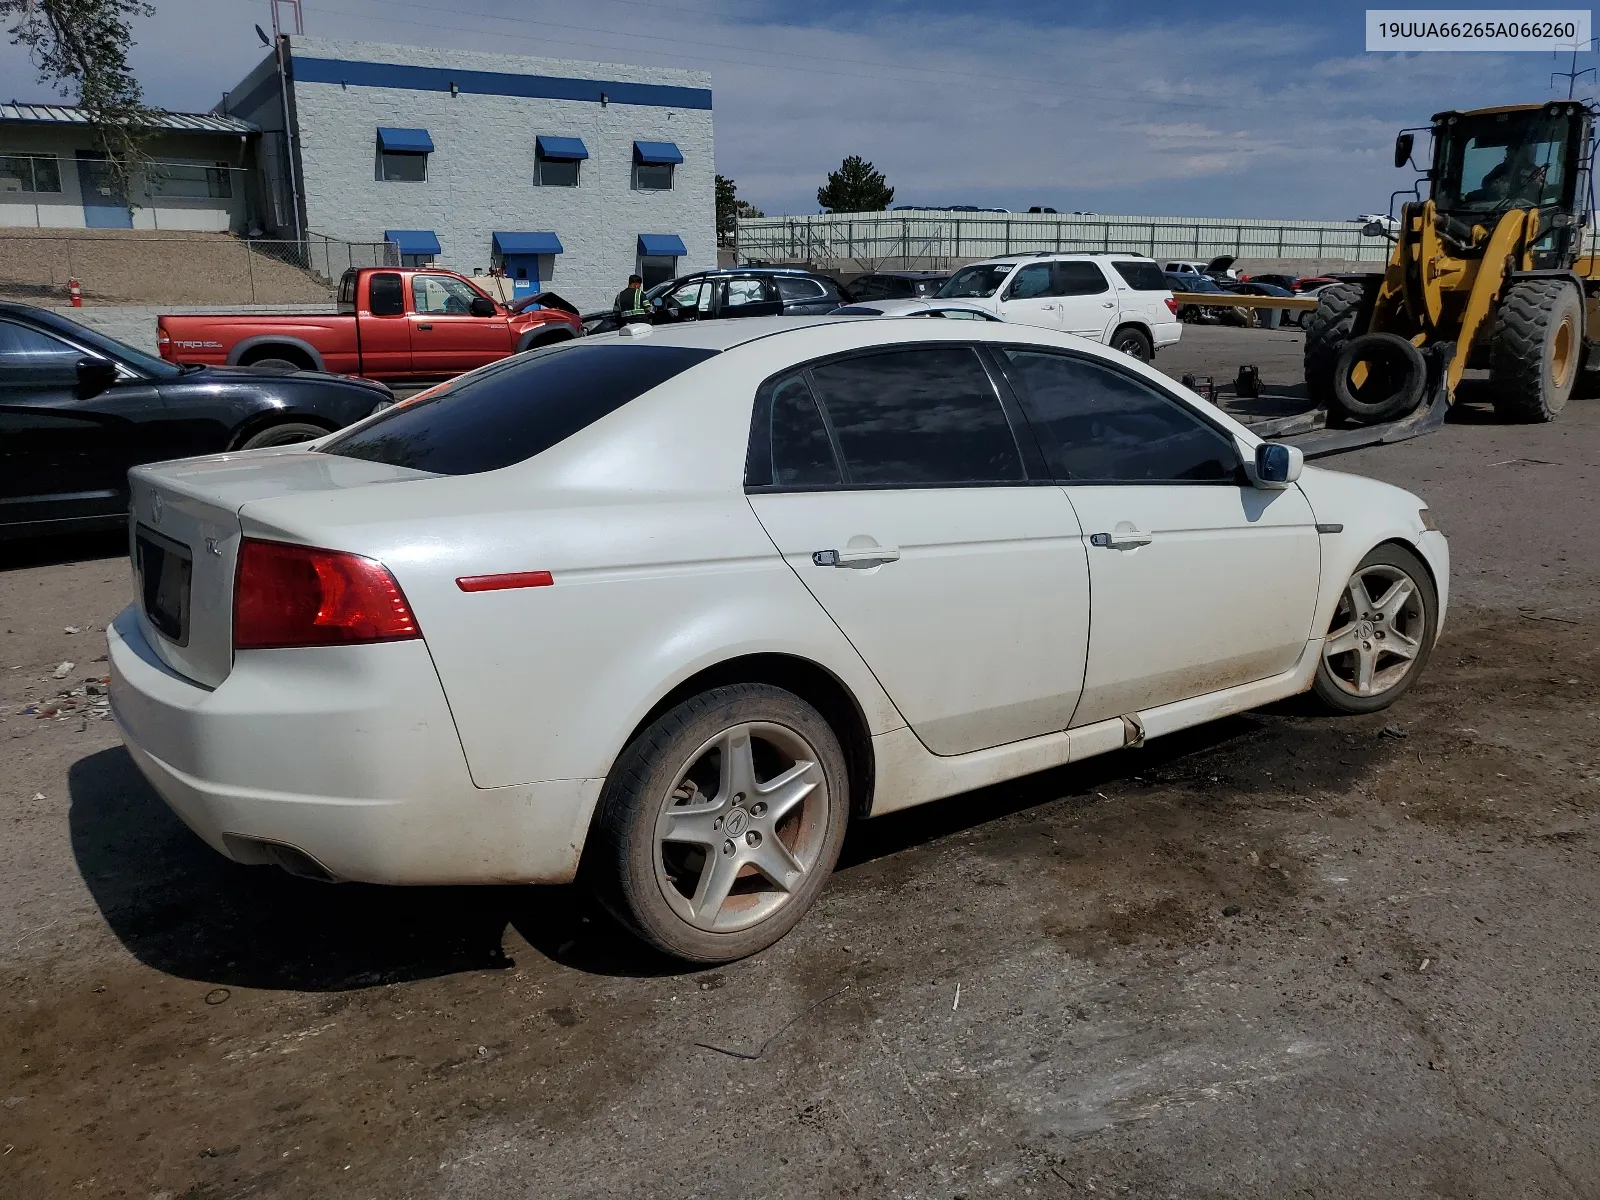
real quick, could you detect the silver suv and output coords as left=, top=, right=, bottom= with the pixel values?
left=935, top=253, right=1181, bottom=361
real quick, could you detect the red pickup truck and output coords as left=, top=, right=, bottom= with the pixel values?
left=158, top=266, right=584, bottom=382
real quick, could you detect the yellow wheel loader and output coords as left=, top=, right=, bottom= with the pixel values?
left=1304, top=101, right=1596, bottom=445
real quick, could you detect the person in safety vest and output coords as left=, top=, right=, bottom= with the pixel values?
left=613, top=274, right=651, bottom=323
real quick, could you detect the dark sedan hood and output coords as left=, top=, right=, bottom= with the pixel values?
left=182, top=363, right=391, bottom=394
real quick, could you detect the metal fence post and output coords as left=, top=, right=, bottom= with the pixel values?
left=245, top=240, right=256, bottom=303
left=1102, top=222, right=1110, bottom=252
left=1004, top=220, right=1011, bottom=256
left=902, top=218, right=909, bottom=265
left=955, top=219, right=962, bottom=260
left=1149, top=223, right=1157, bottom=255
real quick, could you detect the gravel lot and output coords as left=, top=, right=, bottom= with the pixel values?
left=3, top=325, right=1598, bottom=1199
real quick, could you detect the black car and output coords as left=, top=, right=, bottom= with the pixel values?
left=0, top=302, right=393, bottom=539
left=845, top=271, right=950, bottom=301
left=583, top=268, right=851, bottom=334
left=1163, top=273, right=1249, bottom=326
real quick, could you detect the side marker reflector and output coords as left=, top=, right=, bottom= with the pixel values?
left=456, top=570, right=554, bottom=592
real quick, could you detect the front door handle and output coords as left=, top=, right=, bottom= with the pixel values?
left=417, top=323, right=433, bottom=330
left=1101, top=301, right=1115, bottom=308
left=1090, top=530, right=1152, bottom=550
left=813, top=546, right=901, bottom=568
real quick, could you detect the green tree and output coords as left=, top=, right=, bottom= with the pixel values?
left=816, top=155, right=894, bottom=213
left=3, top=0, right=157, bottom=206
left=716, top=174, right=764, bottom=244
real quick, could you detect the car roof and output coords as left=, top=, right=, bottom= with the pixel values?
left=959, top=253, right=1156, bottom=268
left=858, top=270, right=949, bottom=279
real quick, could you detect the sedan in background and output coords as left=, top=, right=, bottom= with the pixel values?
left=583, top=268, right=850, bottom=334
left=0, top=301, right=392, bottom=539
left=846, top=272, right=950, bottom=301
left=1164, top=273, right=1249, bottom=326
left=111, top=316, right=1447, bottom=964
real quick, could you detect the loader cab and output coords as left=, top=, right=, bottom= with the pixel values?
left=1424, top=102, right=1592, bottom=268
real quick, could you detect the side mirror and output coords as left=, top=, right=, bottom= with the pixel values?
left=1394, top=132, right=1414, bottom=170
left=468, top=295, right=497, bottom=317
left=1255, top=442, right=1303, bottom=487
left=1362, top=219, right=1386, bottom=238
left=76, top=356, right=118, bottom=398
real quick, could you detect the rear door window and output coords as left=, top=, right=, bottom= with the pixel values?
left=804, top=346, right=1024, bottom=485
left=748, top=374, right=842, bottom=488
left=321, top=343, right=718, bottom=474
left=1051, top=262, right=1110, bottom=296
left=1000, top=348, right=1238, bottom=483
left=775, top=277, right=827, bottom=302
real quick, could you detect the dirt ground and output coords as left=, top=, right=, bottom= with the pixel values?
left=3, top=325, right=1599, bottom=1199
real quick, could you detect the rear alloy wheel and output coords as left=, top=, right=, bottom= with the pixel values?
left=1312, top=544, right=1437, bottom=714
left=245, top=357, right=306, bottom=372
left=590, top=684, right=849, bottom=963
left=1489, top=278, right=1582, bottom=422
left=1111, top=327, right=1153, bottom=362
left=237, top=421, right=330, bottom=450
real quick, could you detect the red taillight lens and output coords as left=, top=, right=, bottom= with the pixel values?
left=1164, top=297, right=1179, bottom=315
left=233, top=538, right=420, bottom=650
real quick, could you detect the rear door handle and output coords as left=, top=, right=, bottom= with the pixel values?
left=813, top=546, right=901, bottom=568
left=1090, top=530, right=1152, bottom=550
left=417, top=323, right=433, bottom=330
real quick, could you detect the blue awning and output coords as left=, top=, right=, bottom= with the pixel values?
left=376, top=126, right=434, bottom=154
left=637, top=233, right=687, bottom=257
left=384, top=229, right=441, bottom=255
left=535, top=135, right=588, bottom=160
left=633, top=140, right=683, bottom=165
left=493, top=231, right=564, bottom=256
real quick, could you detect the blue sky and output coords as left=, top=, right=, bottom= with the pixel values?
left=3, top=0, right=1592, bottom=218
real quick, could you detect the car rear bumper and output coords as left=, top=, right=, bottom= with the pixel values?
left=1151, top=319, right=1182, bottom=348
left=107, top=607, right=598, bottom=885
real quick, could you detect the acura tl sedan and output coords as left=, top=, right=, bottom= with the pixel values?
left=109, top=317, right=1448, bottom=963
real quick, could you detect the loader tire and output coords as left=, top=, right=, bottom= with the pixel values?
left=1489, top=278, right=1582, bottom=422
left=1303, top=282, right=1365, bottom=409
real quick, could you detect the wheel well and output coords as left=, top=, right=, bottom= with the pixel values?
left=519, top=327, right=576, bottom=352
left=226, top=411, right=338, bottom=451
left=1111, top=321, right=1153, bottom=345
left=621, top=654, right=876, bottom=818
left=1376, top=536, right=1439, bottom=596
left=238, top=343, right=316, bottom=370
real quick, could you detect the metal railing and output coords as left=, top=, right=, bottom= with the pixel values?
left=736, top=209, right=1600, bottom=270
left=0, top=232, right=398, bottom=306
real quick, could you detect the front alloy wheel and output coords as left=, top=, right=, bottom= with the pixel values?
left=1312, top=544, right=1437, bottom=714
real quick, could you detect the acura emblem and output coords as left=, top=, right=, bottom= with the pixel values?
left=150, top=493, right=163, bottom=524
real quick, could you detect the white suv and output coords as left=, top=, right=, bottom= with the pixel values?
left=935, top=253, right=1181, bottom=361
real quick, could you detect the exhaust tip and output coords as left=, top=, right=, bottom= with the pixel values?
left=221, top=834, right=338, bottom=883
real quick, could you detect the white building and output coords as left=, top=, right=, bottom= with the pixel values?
left=0, top=103, right=257, bottom=232
left=221, top=37, right=717, bottom=309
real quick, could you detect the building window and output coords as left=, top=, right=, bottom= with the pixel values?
left=536, top=151, right=579, bottom=187
left=379, top=151, right=428, bottom=182
left=634, top=160, right=674, bottom=191
left=632, top=141, right=682, bottom=192
left=0, top=154, right=63, bottom=194
left=148, top=161, right=234, bottom=199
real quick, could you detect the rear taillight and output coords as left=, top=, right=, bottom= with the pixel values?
left=156, top=324, right=170, bottom=354
left=233, top=538, right=419, bottom=650
left=1164, top=297, right=1179, bottom=316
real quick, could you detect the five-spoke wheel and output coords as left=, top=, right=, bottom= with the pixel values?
left=590, top=683, right=849, bottom=963
left=1313, top=544, right=1437, bottom=714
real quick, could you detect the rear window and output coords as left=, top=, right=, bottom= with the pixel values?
left=776, top=277, right=828, bottom=301
left=1111, top=260, right=1169, bottom=290
left=320, top=343, right=718, bottom=475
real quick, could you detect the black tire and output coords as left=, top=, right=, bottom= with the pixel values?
left=1111, top=326, right=1153, bottom=362
left=1312, top=543, right=1438, bottom=715
left=1331, top=332, right=1428, bottom=424
left=1303, top=282, right=1365, bottom=409
left=588, top=683, right=850, bottom=964
left=237, top=421, right=330, bottom=450
left=242, top=355, right=308, bottom=372
left=1489, top=278, right=1582, bottom=422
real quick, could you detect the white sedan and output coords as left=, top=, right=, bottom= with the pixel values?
left=110, top=317, right=1448, bottom=963
left=831, top=299, right=1003, bottom=320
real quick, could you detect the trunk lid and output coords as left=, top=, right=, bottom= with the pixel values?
left=127, top=448, right=430, bottom=688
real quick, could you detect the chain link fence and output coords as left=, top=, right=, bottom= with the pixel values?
left=0, top=231, right=397, bottom=306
